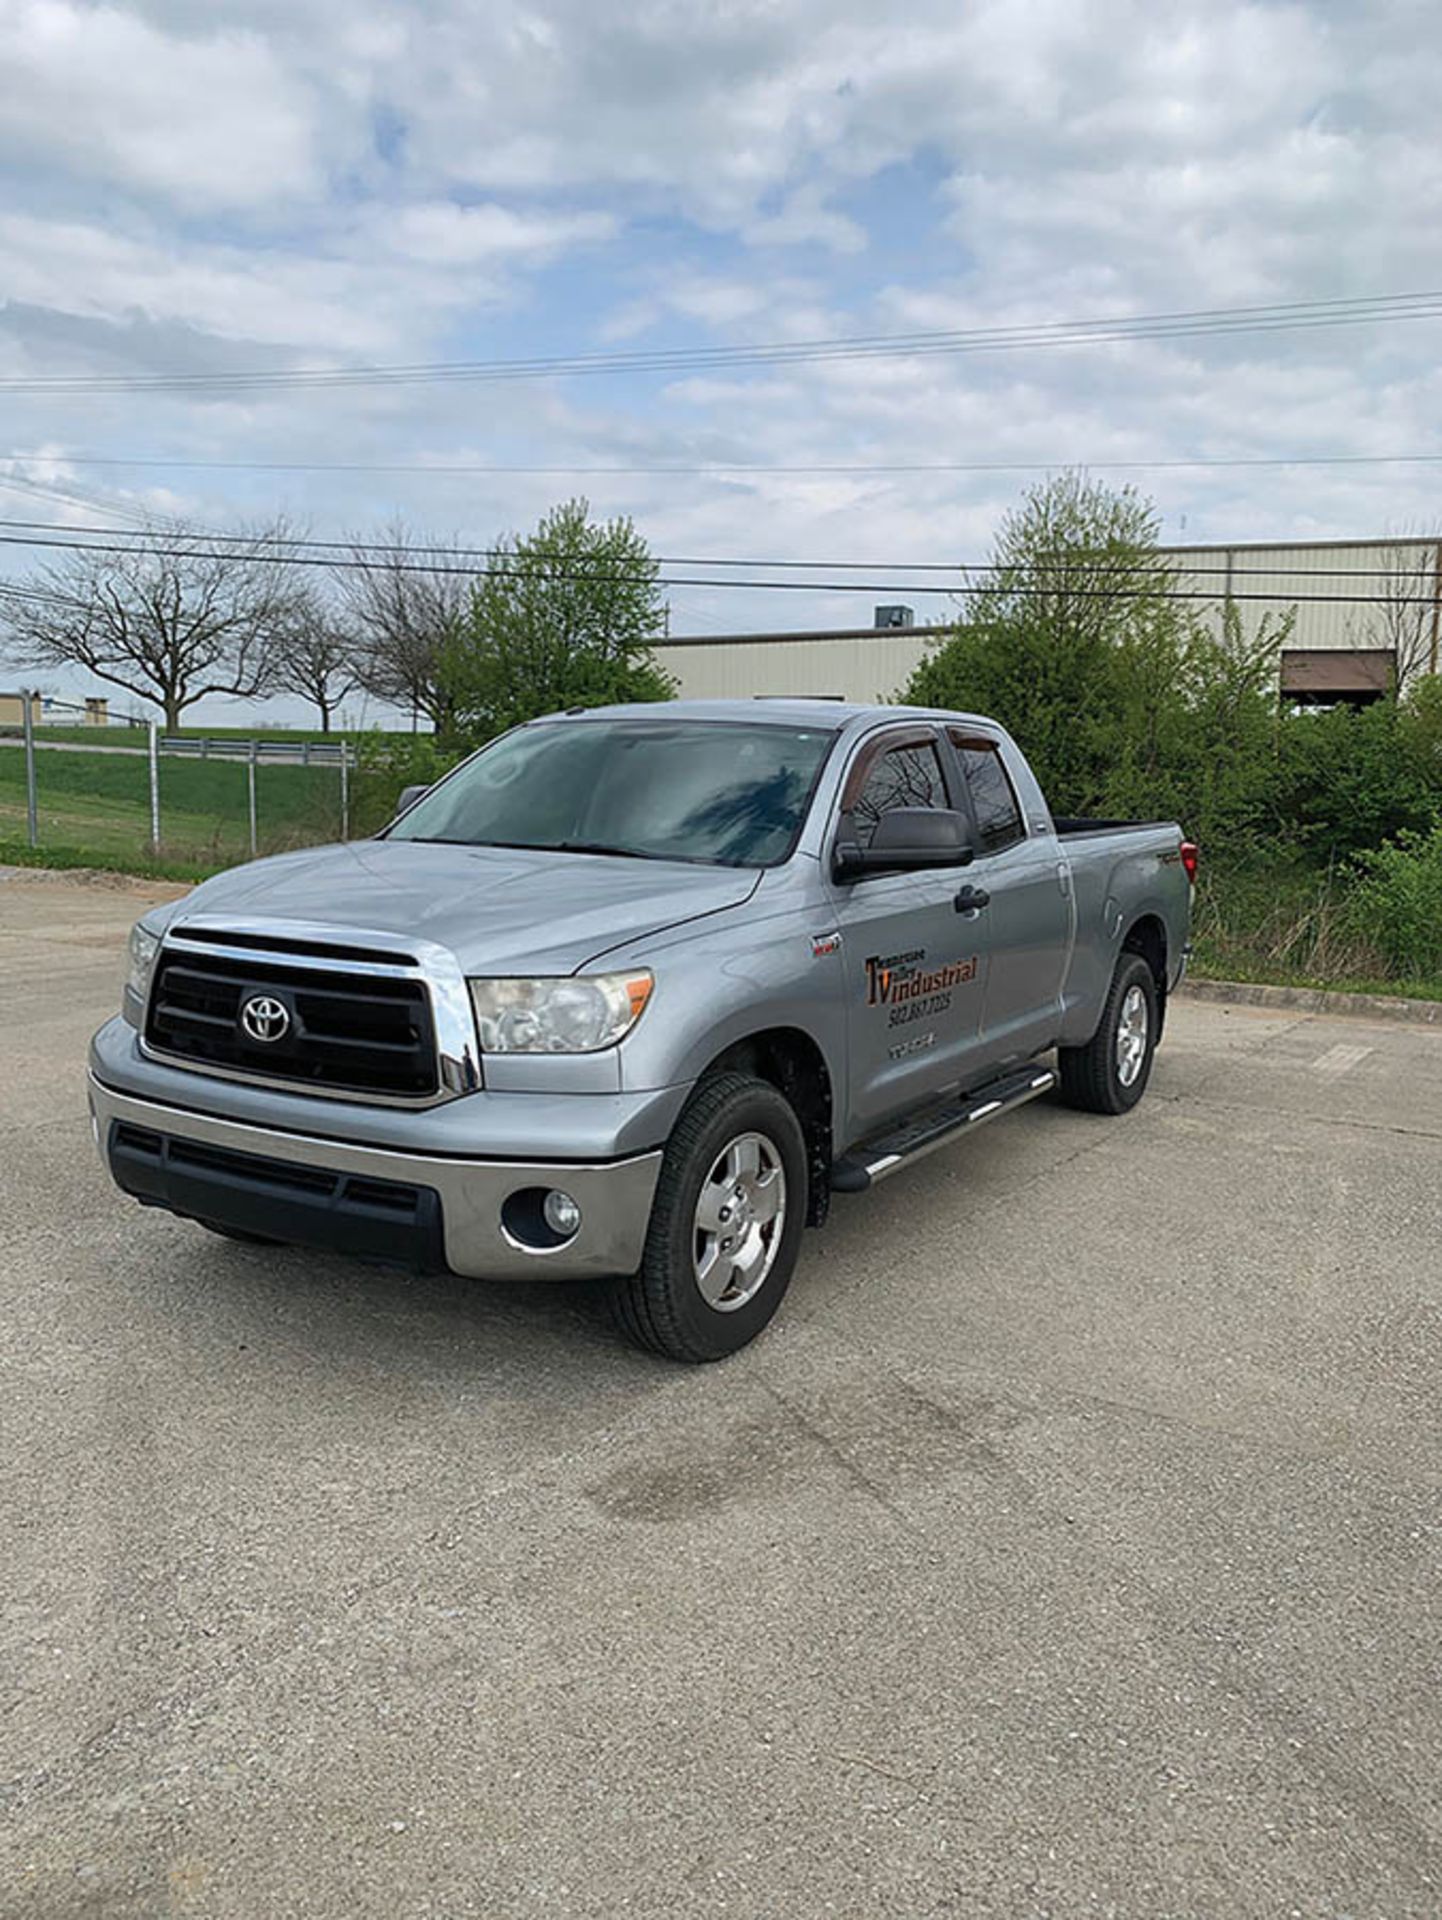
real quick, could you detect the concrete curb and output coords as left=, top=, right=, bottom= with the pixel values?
left=1179, top=975, right=1442, bottom=1026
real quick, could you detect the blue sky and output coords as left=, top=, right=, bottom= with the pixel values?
left=2, top=0, right=1442, bottom=721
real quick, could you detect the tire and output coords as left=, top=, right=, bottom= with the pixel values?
left=1057, top=952, right=1159, bottom=1115
left=612, top=1071, right=808, bottom=1363
left=198, top=1220, right=283, bottom=1247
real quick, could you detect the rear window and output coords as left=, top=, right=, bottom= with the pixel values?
left=950, top=734, right=1026, bottom=854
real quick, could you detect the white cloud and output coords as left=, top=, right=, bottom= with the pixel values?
left=381, top=202, right=616, bottom=267
left=0, top=0, right=324, bottom=209
left=6, top=0, right=1442, bottom=699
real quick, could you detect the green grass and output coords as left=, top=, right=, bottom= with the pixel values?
left=0, top=743, right=347, bottom=865
left=0, top=839, right=224, bottom=882
left=1191, top=855, right=1442, bottom=1002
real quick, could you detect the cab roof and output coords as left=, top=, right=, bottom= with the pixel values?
left=532, top=697, right=994, bottom=733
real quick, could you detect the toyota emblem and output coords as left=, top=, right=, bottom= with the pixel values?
left=239, top=993, right=290, bottom=1044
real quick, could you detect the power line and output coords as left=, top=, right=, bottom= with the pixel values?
left=0, top=524, right=1436, bottom=607
left=2, top=291, right=1440, bottom=396
left=0, top=513, right=1428, bottom=582
left=8, top=448, right=1442, bottom=478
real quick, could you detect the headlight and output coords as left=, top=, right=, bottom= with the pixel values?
left=123, top=920, right=162, bottom=1025
left=469, top=971, right=653, bottom=1054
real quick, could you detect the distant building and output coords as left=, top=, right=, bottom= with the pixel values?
left=656, top=539, right=1437, bottom=708
left=1162, top=537, right=1437, bottom=707
left=0, top=690, right=42, bottom=730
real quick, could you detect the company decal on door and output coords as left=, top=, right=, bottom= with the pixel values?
left=864, top=948, right=979, bottom=1028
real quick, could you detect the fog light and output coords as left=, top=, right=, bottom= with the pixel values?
left=543, top=1190, right=582, bottom=1237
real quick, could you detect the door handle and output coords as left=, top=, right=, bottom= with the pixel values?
left=954, top=884, right=990, bottom=912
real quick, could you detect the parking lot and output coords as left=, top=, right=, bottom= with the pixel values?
left=3, top=870, right=1440, bottom=1919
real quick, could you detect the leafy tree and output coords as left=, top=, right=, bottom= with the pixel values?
left=350, top=729, right=461, bottom=836
left=0, top=518, right=300, bottom=730
left=441, top=499, right=674, bottom=746
left=1107, top=598, right=1292, bottom=850
left=1345, top=821, right=1442, bottom=978
left=1273, top=695, right=1442, bottom=861
left=904, top=473, right=1190, bottom=812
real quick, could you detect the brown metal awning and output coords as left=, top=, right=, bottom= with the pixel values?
left=1280, top=649, right=1396, bottom=696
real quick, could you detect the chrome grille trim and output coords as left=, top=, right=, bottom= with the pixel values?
left=142, top=916, right=481, bottom=1107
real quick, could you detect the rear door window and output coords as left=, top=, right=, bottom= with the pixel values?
left=950, top=734, right=1026, bottom=854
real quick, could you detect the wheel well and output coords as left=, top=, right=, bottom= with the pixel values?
left=1123, top=914, right=1169, bottom=1036
left=705, top=1028, right=833, bottom=1227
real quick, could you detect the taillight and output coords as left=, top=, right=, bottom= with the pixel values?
left=1179, top=840, right=1199, bottom=885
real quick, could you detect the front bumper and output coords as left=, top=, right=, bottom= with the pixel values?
left=89, top=1073, right=663, bottom=1282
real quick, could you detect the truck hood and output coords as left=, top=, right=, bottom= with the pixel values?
left=164, top=839, right=761, bottom=975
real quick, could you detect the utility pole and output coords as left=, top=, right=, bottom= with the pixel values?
left=1431, top=541, right=1441, bottom=679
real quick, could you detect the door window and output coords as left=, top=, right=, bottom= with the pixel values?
left=850, top=741, right=947, bottom=847
left=951, top=735, right=1026, bottom=854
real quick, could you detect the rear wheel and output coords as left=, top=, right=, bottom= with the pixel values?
left=612, top=1072, right=807, bottom=1363
left=1057, top=952, right=1159, bottom=1115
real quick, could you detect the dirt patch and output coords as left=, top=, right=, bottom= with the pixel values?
left=0, top=866, right=191, bottom=905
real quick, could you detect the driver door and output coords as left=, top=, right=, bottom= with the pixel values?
left=827, top=728, right=994, bottom=1140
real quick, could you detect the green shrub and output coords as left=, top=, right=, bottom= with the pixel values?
left=350, top=732, right=463, bottom=837
left=1344, top=823, right=1442, bottom=978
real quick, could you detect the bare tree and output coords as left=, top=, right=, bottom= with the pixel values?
left=0, top=518, right=301, bottom=730
left=272, top=588, right=359, bottom=732
left=1353, top=531, right=1440, bottom=693
left=343, top=521, right=472, bottom=733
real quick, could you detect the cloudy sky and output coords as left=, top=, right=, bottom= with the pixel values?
left=3, top=0, right=1442, bottom=719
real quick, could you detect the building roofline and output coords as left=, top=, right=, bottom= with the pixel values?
left=659, top=623, right=952, bottom=649
left=1159, top=534, right=1439, bottom=555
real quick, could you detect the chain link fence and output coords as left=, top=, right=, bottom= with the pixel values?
left=0, top=700, right=358, bottom=872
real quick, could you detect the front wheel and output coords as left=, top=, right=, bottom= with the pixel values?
left=612, top=1072, right=808, bottom=1363
left=1057, top=952, right=1159, bottom=1115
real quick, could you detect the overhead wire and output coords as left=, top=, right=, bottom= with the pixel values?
left=0, top=522, right=1437, bottom=607
left=2, top=291, right=1441, bottom=396
left=0, top=513, right=1431, bottom=582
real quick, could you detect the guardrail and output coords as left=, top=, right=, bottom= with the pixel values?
left=159, top=736, right=350, bottom=764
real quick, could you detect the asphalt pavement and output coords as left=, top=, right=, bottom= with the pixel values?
left=3, top=871, right=1439, bottom=1919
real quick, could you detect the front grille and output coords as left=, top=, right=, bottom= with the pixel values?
left=145, top=949, right=438, bottom=1098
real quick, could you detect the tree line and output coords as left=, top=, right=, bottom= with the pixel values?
left=4, top=473, right=1439, bottom=981
left=0, top=499, right=672, bottom=734
left=898, top=474, right=1442, bottom=983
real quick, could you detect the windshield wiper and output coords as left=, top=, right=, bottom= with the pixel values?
left=553, top=840, right=670, bottom=861
left=405, top=835, right=692, bottom=862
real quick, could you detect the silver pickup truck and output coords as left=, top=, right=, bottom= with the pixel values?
left=90, top=699, right=1195, bottom=1361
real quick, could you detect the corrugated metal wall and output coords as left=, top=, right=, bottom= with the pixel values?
left=657, top=631, right=941, bottom=702
left=1158, top=539, right=1441, bottom=655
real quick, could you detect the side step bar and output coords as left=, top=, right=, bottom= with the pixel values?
left=830, top=1065, right=1057, bottom=1193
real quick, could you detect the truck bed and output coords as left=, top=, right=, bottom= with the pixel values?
left=1052, top=817, right=1178, bottom=838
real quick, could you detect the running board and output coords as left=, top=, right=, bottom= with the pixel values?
left=830, top=1066, right=1057, bottom=1193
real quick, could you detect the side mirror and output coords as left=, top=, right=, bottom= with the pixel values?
left=396, top=783, right=430, bottom=815
left=834, top=807, right=976, bottom=880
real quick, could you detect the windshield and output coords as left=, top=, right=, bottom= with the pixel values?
left=388, top=718, right=837, bottom=867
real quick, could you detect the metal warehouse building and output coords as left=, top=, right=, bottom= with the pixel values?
left=655, top=537, right=1440, bottom=707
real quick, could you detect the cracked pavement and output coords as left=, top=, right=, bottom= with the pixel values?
left=3, top=873, right=1440, bottom=1918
